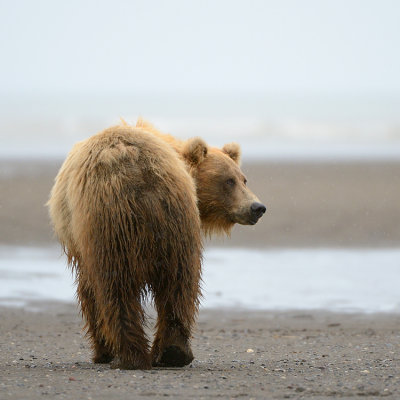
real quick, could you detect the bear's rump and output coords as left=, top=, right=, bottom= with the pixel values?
left=66, top=128, right=201, bottom=286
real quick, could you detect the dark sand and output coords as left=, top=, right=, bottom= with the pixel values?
left=1, top=159, right=400, bottom=399
left=1, top=303, right=399, bottom=399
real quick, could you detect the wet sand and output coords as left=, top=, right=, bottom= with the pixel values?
left=1, top=159, right=400, bottom=247
left=1, top=303, right=399, bottom=399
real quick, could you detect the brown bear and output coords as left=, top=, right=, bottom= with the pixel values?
left=47, top=119, right=265, bottom=370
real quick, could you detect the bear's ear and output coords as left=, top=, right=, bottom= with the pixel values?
left=222, top=142, right=241, bottom=165
left=182, top=137, right=208, bottom=166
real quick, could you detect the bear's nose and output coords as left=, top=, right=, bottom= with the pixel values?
left=251, top=202, right=267, bottom=218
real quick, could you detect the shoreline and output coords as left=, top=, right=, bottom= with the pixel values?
left=2, top=246, right=400, bottom=314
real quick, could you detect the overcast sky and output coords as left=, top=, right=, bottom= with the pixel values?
left=1, top=0, right=400, bottom=95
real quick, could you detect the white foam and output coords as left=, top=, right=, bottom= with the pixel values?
left=1, top=112, right=400, bottom=161
left=1, top=246, right=399, bottom=313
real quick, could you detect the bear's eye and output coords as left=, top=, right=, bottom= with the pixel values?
left=244, top=178, right=247, bottom=186
left=226, top=178, right=236, bottom=187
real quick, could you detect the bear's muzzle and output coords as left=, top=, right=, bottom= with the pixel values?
left=249, top=202, right=266, bottom=224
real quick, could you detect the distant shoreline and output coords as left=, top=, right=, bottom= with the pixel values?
left=2, top=143, right=400, bottom=162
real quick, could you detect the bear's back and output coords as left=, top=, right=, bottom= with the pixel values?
left=48, top=125, right=201, bottom=269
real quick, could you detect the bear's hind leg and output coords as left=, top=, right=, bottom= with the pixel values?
left=93, top=279, right=151, bottom=370
left=107, top=296, right=151, bottom=370
left=77, top=279, right=114, bottom=364
left=151, top=286, right=199, bottom=368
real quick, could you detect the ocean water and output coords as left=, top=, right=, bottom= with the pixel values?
left=1, top=246, right=399, bottom=313
left=1, top=93, right=400, bottom=160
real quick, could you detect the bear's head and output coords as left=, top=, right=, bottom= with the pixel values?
left=182, top=138, right=266, bottom=236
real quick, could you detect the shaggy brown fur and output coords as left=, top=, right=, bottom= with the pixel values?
left=48, top=120, right=264, bottom=370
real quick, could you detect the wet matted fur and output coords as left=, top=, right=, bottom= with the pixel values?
left=48, top=120, right=264, bottom=369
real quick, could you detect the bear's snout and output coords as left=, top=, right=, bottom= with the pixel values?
left=250, top=202, right=266, bottom=223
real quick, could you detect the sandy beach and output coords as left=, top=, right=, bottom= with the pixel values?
left=1, top=303, right=399, bottom=399
left=1, top=159, right=400, bottom=399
